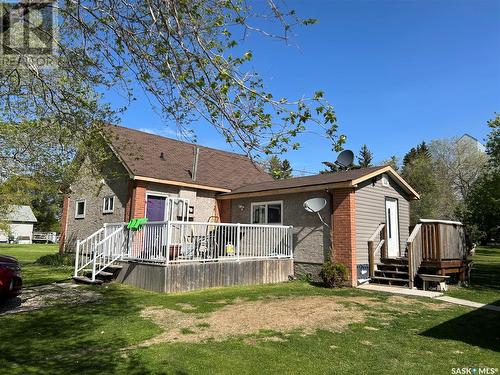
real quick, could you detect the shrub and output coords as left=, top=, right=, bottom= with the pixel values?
left=320, top=261, right=348, bottom=288
left=35, top=253, right=75, bottom=266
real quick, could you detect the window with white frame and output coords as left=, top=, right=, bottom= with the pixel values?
left=103, top=196, right=115, bottom=214
left=75, top=200, right=86, bottom=219
left=251, top=201, right=283, bottom=225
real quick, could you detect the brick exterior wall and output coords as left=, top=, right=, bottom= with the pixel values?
left=131, top=181, right=147, bottom=219
left=58, top=195, right=70, bottom=252
left=216, top=200, right=232, bottom=223
left=330, top=188, right=357, bottom=286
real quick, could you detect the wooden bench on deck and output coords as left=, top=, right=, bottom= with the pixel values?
left=419, top=274, right=450, bottom=292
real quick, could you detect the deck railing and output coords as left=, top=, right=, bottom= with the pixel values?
left=406, top=224, right=423, bottom=289
left=367, top=223, right=386, bottom=278
left=74, top=227, right=106, bottom=277
left=125, top=221, right=294, bottom=264
left=419, top=219, right=467, bottom=261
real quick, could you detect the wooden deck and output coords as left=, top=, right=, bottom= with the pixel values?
left=115, top=258, right=294, bottom=293
left=368, top=219, right=469, bottom=289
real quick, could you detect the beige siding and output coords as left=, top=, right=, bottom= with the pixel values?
left=355, top=176, right=411, bottom=265
left=230, top=191, right=331, bottom=265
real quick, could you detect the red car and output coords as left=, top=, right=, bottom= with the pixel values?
left=0, top=255, right=22, bottom=298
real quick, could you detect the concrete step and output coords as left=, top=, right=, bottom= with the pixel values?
left=72, top=276, right=103, bottom=285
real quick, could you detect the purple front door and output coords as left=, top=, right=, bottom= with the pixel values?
left=146, top=195, right=166, bottom=221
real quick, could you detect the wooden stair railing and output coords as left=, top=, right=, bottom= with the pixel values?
left=406, top=224, right=423, bottom=289
left=368, top=223, right=386, bottom=278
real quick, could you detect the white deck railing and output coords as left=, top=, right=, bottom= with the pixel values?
left=125, top=221, right=294, bottom=264
left=75, top=221, right=293, bottom=279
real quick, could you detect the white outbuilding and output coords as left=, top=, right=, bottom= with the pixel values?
left=0, top=205, right=38, bottom=244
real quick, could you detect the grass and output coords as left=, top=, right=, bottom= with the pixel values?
left=0, top=244, right=72, bottom=286
left=447, top=246, right=500, bottom=305
left=0, top=244, right=499, bottom=374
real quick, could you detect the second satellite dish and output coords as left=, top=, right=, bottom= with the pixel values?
left=335, top=150, right=354, bottom=170
left=303, top=198, right=327, bottom=213
left=303, top=198, right=329, bottom=227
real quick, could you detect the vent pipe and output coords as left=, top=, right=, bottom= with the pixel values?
left=192, top=146, right=199, bottom=181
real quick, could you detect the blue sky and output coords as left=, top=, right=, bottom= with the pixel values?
left=104, top=0, right=500, bottom=175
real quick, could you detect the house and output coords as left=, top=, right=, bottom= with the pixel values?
left=0, top=205, right=38, bottom=244
left=66, top=125, right=467, bottom=292
left=458, top=134, right=486, bottom=153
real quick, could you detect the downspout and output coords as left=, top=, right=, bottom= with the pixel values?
left=192, top=146, right=199, bottom=181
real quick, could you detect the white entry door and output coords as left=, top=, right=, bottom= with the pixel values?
left=385, top=198, right=400, bottom=257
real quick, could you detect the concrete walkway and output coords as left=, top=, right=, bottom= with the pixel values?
left=358, top=284, right=500, bottom=312
left=435, top=296, right=500, bottom=312
left=357, top=283, right=443, bottom=298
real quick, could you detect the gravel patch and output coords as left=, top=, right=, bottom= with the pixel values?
left=0, top=283, right=102, bottom=315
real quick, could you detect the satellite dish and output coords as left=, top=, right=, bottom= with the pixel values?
left=303, top=198, right=329, bottom=227
left=335, top=150, right=354, bottom=170
left=303, top=198, right=327, bottom=213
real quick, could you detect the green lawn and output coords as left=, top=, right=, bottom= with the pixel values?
left=0, top=245, right=498, bottom=374
left=447, top=246, right=500, bottom=305
left=0, top=243, right=72, bottom=286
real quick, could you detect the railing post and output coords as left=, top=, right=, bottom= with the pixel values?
left=408, top=242, right=414, bottom=289
left=236, top=223, right=241, bottom=262
left=91, top=242, right=97, bottom=282
left=289, top=226, right=294, bottom=258
left=381, top=224, right=387, bottom=259
left=165, top=222, right=171, bottom=266
left=74, top=239, right=80, bottom=278
left=368, top=241, right=374, bottom=278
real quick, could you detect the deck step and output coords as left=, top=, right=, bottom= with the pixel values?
left=104, top=264, right=123, bottom=272
left=374, top=270, right=409, bottom=277
left=84, top=270, right=114, bottom=278
left=377, top=265, right=408, bottom=273
left=381, top=258, right=408, bottom=265
left=370, top=276, right=409, bottom=286
left=72, top=276, right=103, bottom=285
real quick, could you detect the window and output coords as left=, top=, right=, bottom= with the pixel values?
left=381, top=174, right=390, bottom=187
left=251, top=201, right=283, bottom=225
left=103, top=196, right=115, bottom=214
left=75, top=200, right=86, bottom=219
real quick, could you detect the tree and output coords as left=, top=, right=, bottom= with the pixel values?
left=266, top=155, right=292, bottom=180
left=430, top=137, right=487, bottom=201
left=1, top=1, right=345, bottom=162
left=0, top=175, right=62, bottom=232
left=402, top=142, right=430, bottom=167
left=357, top=144, right=373, bottom=168
left=380, top=155, right=399, bottom=171
left=460, top=114, right=500, bottom=243
left=401, top=153, right=457, bottom=225
left=320, top=161, right=339, bottom=174
left=1, top=1, right=348, bottom=229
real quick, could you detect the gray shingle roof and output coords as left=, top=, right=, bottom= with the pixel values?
left=104, top=125, right=273, bottom=191
left=4, top=205, right=37, bottom=223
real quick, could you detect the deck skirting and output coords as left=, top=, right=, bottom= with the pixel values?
left=115, top=259, right=294, bottom=293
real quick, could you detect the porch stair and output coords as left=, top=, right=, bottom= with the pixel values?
left=370, top=258, right=410, bottom=287
left=73, top=264, right=123, bottom=285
